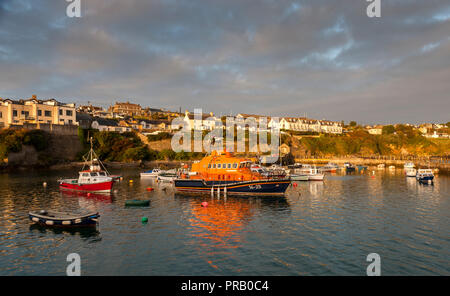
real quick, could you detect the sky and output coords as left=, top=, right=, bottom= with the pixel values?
left=0, top=0, right=449, bottom=125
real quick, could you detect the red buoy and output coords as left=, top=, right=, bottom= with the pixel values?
left=146, top=187, right=154, bottom=192
left=201, top=202, right=208, bottom=207
left=293, top=183, right=298, bottom=188
left=87, top=193, right=91, bottom=197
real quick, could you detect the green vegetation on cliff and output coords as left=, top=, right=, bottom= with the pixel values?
left=291, top=125, right=449, bottom=158
left=78, top=128, right=205, bottom=162
left=0, top=129, right=49, bottom=160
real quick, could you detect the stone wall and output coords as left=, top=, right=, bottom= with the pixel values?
left=6, top=133, right=83, bottom=167
left=6, top=123, right=78, bottom=135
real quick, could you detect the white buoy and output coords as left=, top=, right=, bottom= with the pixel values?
left=224, top=186, right=227, bottom=197
left=217, top=186, right=220, bottom=197
left=211, top=186, right=214, bottom=196
left=43, top=182, right=47, bottom=187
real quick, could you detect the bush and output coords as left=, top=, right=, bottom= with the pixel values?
left=122, top=147, right=150, bottom=161
left=157, top=149, right=176, bottom=160
left=147, top=132, right=172, bottom=142
left=23, top=130, right=48, bottom=151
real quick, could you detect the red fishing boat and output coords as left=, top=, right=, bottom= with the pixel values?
left=59, top=138, right=118, bottom=193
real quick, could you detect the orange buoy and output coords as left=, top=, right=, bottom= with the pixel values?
left=293, top=183, right=298, bottom=188
left=146, top=187, right=154, bottom=192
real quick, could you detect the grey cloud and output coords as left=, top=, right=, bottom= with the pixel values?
left=0, top=0, right=449, bottom=124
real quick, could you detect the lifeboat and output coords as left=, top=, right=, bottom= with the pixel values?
left=174, top=151, right=290, bottom=196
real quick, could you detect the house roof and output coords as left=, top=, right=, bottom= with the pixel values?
left=93, top=117, right=119, bottom=127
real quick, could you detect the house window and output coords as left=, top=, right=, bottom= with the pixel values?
left=45, top=111, right=51, bottom=117
left=0, top=112, right=2, bottom=118
left=59, top=110, right=63, bottom=115
left=66, top=110, right=73, bottom=116
left=13, top=110, right=17, bottom=117
left=38, top=110, right=42, bottom=116
left=69, top=120, right=73, bottom=124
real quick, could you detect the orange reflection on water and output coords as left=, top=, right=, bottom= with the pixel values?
left=188, top=198, right=253, bottom=250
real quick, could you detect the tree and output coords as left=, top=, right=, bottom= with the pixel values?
left=349, top=121, right=357, bottom=127
left=382, top=125, right=395, bottom=135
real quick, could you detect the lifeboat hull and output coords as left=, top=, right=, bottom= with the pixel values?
left=174, top=179, right=291, bottom=196
left=59, top=180, right=114, bottom=193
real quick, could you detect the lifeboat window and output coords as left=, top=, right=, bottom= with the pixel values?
left=90, top=172, right=98, bottom=176
left=233, top=163, right=237, bottom=168
left=212, top=164, right=216, bottom=168
left=208, top=164, right=211, bottom=168
left=227, top=163, right=231, bottom=169
left=239, top=163, right=244, bottom=168
left=82, top=173, right=89, bottom=177
left=217, top=163, right=221, bottom=169
left=99, top=172, right=106, bottom=176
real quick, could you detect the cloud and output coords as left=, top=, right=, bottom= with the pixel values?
left=0, top=0, right=449, bottom=124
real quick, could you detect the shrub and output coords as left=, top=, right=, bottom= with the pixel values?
left=122, top=146, right=150, bottom=161
left=147, top=132, right=172, bottom=142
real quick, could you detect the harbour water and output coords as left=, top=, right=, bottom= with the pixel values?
left=0, top=168, right=449, bottom=275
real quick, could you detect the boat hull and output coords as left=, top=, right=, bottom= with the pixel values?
left=59, top=180, right=114, bottom=193
left=308, top=174, right=324, bottom=181
left=175, top=179, right=291, bottom=196
left=290, top=174, right=309, bottom=181
left=29, top=211, right=99, bottom=227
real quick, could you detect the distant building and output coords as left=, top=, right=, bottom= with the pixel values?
left=319, top=120, right=343, bottom=134
left=77, top=104, right=104, bottom=114
left=367, top=125, right=383, bottom=135
left=140, top=119, right=170, bottom=131
left=109, top=101, right=143, bottom=117
left=0, top=96, right=76, bottom=128
left=183, top=111, right=218, bottom=131
left=76, top=112, right=94, bottom=129
left=91, top=118, right=131, bottom=133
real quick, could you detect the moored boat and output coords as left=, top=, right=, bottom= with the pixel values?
left=28, top=210, right=99, bottom=227
left=59, top=138, right=116, bottom=193
left=289, top=174, right=309, bottom=181
left=174, top=151, right=290, bottom=196
left=344, top=163, right=356, bottom=172
left=405, top=168, right=417, bottom=177
left=157, top=172, right=178, bottom=183
left=125, top=199, right=150, bottom=207
left=416, top=169, right=434, bottom=183
left=140, top=168, right=163, bottom=178
left=320, top=162, right=339, bottom=173
left=377, top=164, right=385, bottom=170
left=295, top=166, right=324, bottom=181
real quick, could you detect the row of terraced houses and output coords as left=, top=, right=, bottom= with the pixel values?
left=1, top=96, right=343, bottom=134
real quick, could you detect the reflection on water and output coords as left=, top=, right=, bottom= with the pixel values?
left=0, top=168, right=449, bottom=275
left=29, top=224, right=101, bottom=240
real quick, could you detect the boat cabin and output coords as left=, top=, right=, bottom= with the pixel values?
left=187, top=151, right=262, bottom=182
left=79, top=171, right=112, bottom=184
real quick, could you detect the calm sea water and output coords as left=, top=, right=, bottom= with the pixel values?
left=0, top=168, right=449, bottom=275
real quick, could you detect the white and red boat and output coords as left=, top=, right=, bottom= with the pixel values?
left=59, top=138, right=118, bottom=193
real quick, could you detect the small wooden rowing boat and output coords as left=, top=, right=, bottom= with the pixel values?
left=28, top=210, right=100, bottom=227
left=125, top=199, right=150, bottom=207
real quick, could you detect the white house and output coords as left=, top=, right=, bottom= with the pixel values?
left=183, top=111, right=218, bottom=130
left=91, top=118, right=131, bottom=133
